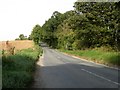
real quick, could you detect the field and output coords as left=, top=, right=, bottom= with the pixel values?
left=0, top=40, right=34, bottom=51
left=2, top=40, right=43, bottom=88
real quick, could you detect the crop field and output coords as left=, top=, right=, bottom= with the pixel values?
left=0, top=40, right=34, bottom=51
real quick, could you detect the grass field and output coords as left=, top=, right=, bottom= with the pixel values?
left=2, top=40, right=43, bottom=88
left=59, top=48, right=120, bottom=66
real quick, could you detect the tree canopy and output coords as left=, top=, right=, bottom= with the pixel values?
left=30, top=2, right=120, bottom=51
left=31, top=24, right=42, bottom=44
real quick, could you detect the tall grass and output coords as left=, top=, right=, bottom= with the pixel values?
left=59, top=48, right=120, bottom=66
left=2, top=45, right=42, bottom=88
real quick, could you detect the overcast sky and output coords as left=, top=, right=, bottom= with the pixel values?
left=0, top=0, right=76, bottom=41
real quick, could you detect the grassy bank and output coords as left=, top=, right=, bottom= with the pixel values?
left=2, top=45, right=42, bottom=88
left=59, top=48, right=120, bottom=66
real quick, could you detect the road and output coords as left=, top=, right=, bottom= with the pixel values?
left=32, top=45, right=119, bottom=88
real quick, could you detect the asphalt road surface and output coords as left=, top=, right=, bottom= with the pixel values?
left=32, top=44, right=119, bottom=88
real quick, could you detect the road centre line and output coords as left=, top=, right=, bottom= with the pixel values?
left=42, top=49, right=119, bottom=85
left=81, top=68, right=120, bottom=86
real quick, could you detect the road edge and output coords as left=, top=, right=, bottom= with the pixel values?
left=55, top=49, right=120, bottom=70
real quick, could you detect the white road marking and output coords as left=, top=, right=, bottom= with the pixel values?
left=78, top=62, right=100, bottom=67
left=81, top=68, right=120, bottom=86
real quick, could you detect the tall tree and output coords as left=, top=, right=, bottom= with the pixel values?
left=74, top=2, right=119, bottom=49
left=31, top=24, right=42, bottom=44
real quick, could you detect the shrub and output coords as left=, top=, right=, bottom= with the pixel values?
left=2, top=45, right=42, bottom=88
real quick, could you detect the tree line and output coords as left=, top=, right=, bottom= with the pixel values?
left=15, top=34, right=32, bottom=40
left=30, top=2, right=120, bottom=51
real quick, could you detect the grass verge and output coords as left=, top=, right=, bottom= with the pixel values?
left=59, top=48, right=120, bottom=66
left=2, top=45, right=43, bottom=88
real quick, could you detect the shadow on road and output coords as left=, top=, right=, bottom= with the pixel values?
left=32, top=62, right=119, bottom=88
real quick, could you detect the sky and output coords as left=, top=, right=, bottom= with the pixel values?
left=0, top=0, right=76, bottom=41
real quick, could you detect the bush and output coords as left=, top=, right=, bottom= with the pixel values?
left=3, top=71, right=32, bottom=88
left=72, top=40, right=81, bottom=50
left=2, top=45, right=42, bottom=88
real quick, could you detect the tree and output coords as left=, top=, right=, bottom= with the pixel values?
left=19, top=34, right=27, bottom=40
left=42, top=11, right=65, bottom=48
left=31, top=2, right=119, bottom=51
left=31, top=24, right=42, bottom=44
left=15, top=34, right=27, bottom=40
left=74, top=2, right=119, bottom=50
left=28, top=35, right=32, bottom=40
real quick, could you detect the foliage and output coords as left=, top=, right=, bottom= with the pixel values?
left=74, top=2, right=120, bottom=50
left=31, top=25, right=43, bottom=44
left=59, top=48, right=120, bottom=66
left=15, top=34, right=28, bottom=40
left=28, top=35, right=32, bottom=40
left=31, top=2, right=120, bottom=51
left=2, top=46, right=42, bottom=88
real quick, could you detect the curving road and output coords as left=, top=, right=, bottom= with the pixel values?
left=32, top=45, right=119, bottom=88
